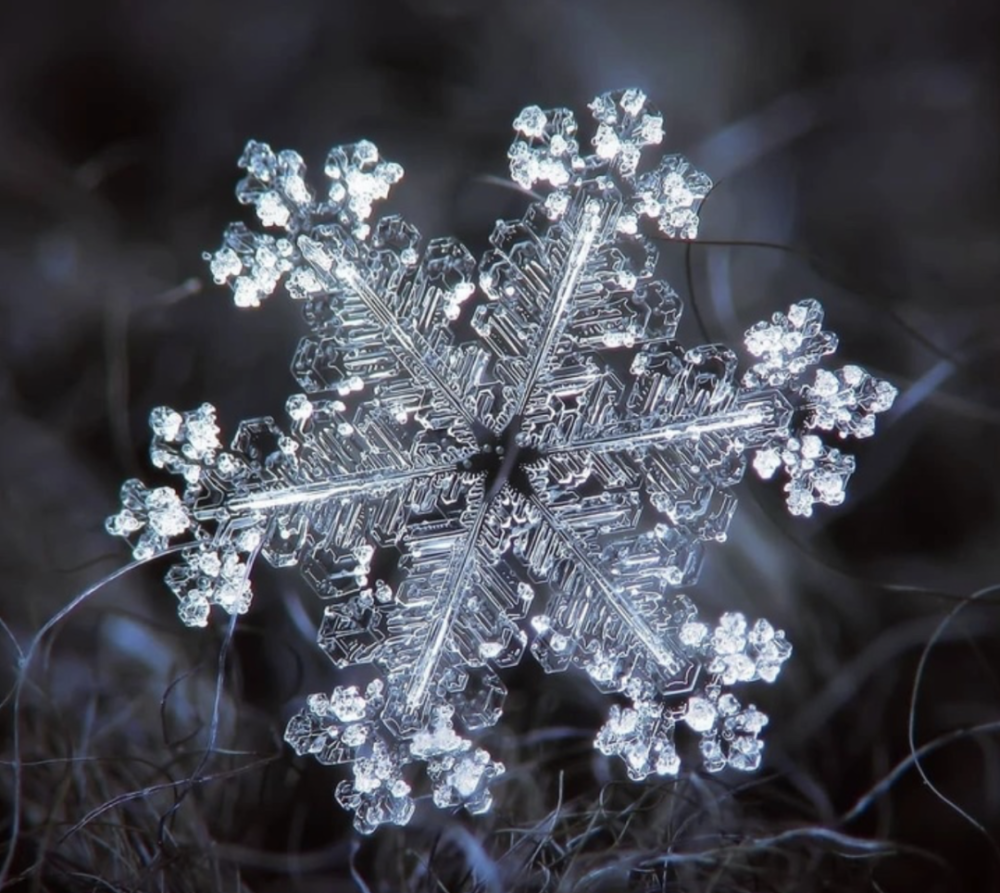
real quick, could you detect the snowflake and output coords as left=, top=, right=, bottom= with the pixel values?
left=105, top=89, right=896, bottom=833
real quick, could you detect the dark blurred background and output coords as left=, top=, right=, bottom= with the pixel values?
left=0, top=1, right=998, bottom=891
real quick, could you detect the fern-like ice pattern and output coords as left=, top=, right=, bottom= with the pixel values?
left=106, top=89, right=897, bottom=833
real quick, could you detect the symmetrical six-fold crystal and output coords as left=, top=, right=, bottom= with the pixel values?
left=106, top=89, right=896, bottom=833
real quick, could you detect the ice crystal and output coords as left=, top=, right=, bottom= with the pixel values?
left=106, top=89, right=897, bottom=832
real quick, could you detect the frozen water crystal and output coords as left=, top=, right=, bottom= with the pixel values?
left=105, top=89, right=897, bottom=832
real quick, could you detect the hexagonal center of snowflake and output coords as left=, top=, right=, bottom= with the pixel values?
left=461, top=417, right=540, bottom=499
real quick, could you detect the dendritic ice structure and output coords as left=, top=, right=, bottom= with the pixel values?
left=106, top=89, right=896, bottom=833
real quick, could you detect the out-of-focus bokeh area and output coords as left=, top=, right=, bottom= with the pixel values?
left=1, top=1, right=998, bottom=891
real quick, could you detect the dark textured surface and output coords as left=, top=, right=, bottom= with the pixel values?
left=0, top=1, right=998, bottom=890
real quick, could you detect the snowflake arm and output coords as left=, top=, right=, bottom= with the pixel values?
left=741, top=300, right=897, bottom=516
